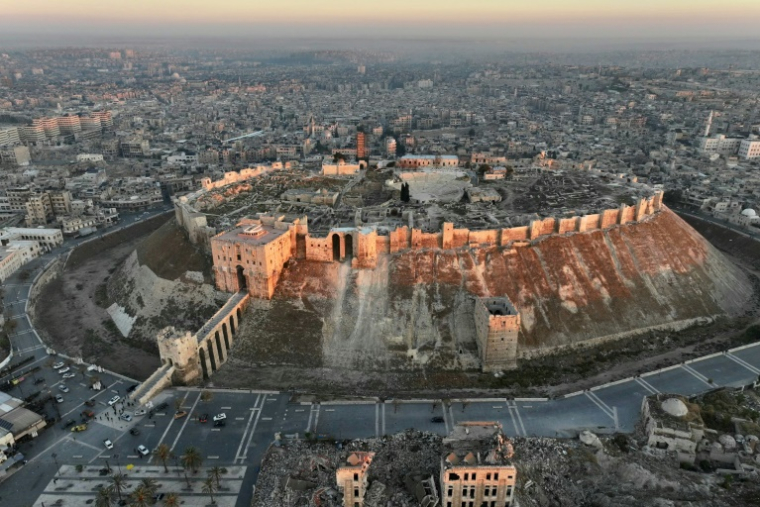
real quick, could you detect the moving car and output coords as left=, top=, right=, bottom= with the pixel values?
left=174, top=411, right=188, bottom=420
left=430, top=416, right=444, bottom=423
left=85, top=399, right=96, bottom=407
left=213, top=419, right=226, bottom=427
left=58, top=385, right=70, bottom=393
left=52, top=362, right=64, bottom=369
left=71, top=424, right=87, bottom=432
left=136, top=445, right=150, bottom=456
left=120, top=413, right=133, bottom=422
left=199, top=413, right=208, bottom=423
left=134, top=409, right=146, bottom=416
left=81, top=410, right=95, bottom=418
left=103, top=439, right=113, bottom=450
left=57, top=367, right=70, bottom=374
left=108, top=395, right=121, bottom=406
left=130, top=428, right=141, bottom=436
left=212, top=413, right=226, bottom=422
left=62, top=419, right=76, bottom=429
left=55, top=394, right=64, bottom=403
left=62, top=373, right=76, bottom=379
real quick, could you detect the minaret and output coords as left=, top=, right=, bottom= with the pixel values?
left=704, top=111, right=713, bottom=137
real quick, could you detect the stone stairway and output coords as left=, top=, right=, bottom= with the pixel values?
left=130, top=363, right=174, bottom=405
left=197, top=291, right=248, bottom=342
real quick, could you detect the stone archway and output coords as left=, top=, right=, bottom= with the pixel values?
left=332, top=234, right=341, bottom=261
left=207, top=341, right=217, bottom=372
left=199, top=348, right=209, bottom=379
left=215, top=333, right=224, bottom=362
left=236, top=265, right=247, bottom=291
left=229, top=315, right=235, bottom=334
left=222, top=323, right=229, bottom=344
left=344, top=233, right=353, bottom=259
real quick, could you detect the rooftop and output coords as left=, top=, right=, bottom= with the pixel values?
left=213, top=220, right=289, bottom=247
left=442, top=422, right=515, bottom=469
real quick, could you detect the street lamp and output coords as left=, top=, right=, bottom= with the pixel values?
left=51, top=452, right=59, bottom=482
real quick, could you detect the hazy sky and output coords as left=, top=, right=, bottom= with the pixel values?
left=3, top=0, right=760, bottom=40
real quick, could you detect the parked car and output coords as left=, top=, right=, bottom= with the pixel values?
left=199, top=413, right=208, bottom=423
left=62, top=419, right=76, bottom=429
left=212, top=413, right=226, bottom=422
left=213, top=419, right=226, bottom=427
left=71, top=424, right=87, bottom=432
left=136, top=445, right=150, bottom=456
left=52, top=362, right=64, bottom=369
left=103, top=439, right=113, bottom=450
left=58, top=385, right=70, bottom=393
left=85, top=399, right=96, bottom=407
left=430, top=416, right=444, bottom=423
left=55, top=395, right=64, bottom=403
left=108, top=395, right=121, bottom=406
left=120, top=413, right=133, bottom=422
left=134, top=409, right=146, bottom=416
left=130, top=428, right=141, bottom=436
left=81, top=410, right=95, bottom=418
left=62, top=373, right=76, bottom=379
left=174, top=411, right=188, bottom=420
left=34, top=378, right=45, bottom=385
left=57, top=367, right=70, bottom=374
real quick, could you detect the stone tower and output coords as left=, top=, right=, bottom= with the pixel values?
left=473, top=297, right=521, bottom=371
left=157, top=326, right=201, bottom=385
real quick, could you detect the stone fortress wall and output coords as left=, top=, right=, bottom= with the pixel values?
left=172, top=166, right=665, bottom=372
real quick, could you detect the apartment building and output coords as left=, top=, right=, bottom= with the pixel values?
left=24, top=193, right=54, bottom=225
left=0, top=127, right=21, bottom=146
left=440, top=422, right=517, bottom=507
left=0, top=240, right=41, bottom=283
left=739, top=137, right=760, bottom=160
left=2, top=227, right=63, bottom=250
left=0, top=146, right=31, bottom=166
left=697, top=135, right=743, bottom=156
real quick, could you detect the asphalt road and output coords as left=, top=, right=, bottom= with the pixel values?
left=4, top=204, right=760, bottom=506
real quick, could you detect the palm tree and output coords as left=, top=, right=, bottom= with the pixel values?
left=154, top=444, right=173, bottom=473
left=181, top=446, right=203, bottom=474
left=163, top=493, right=180, bottom=507
left=129, top=485, right=151, bottom=507
left=140, top=478, right=157, bottom=496
left=110, top=473, right=128, bottom=503
left=201, top=476, right=217, bottom=505
left=95, top=486, right=115, bottom=507
left=208, top=466, right=223, bottom=489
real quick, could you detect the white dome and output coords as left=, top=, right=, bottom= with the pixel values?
left=741, top=208, right=757, bottom=217
left=661, top=398, right=688, bottom=417
left=719, top=434, right=737, bottom=450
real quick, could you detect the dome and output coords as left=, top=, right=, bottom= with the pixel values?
left=719, top=434, right=737, bottom=450
left=741, top=208, right=757, bottom=217
left=661, top=398, right=688, bottom=417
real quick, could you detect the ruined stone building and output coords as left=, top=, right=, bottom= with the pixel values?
left=336, top=452, right=375, bottom=507
left=440, top=422, right=517, bottom=507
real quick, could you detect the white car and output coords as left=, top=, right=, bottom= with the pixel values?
left=55, top=395, right=64, bottom=403
left=52, top=362, right=65, bottom=369
left=104, top=439, right=113, bottom=450
left=136, top=445, right=149, bottom=456
left=62, top=373, right=76, bottom=379
left=108, top=395, right=121, bottom=406
left=134, top=409, right=147, bottom=416
left=120, top=413, right=133, bottom=422
left=57, top=367, right=71, bottom=374
left=58, top=385, right=70, bottom=393
left=212, top=413, right=226, bottom=422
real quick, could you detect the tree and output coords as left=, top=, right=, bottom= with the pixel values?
left=202, top=476, right=218, bottom=504
left=110, top=473, right=128, bottom=503
left=208, top=466, right=224, bottom=489
left=163, top=493, right=180, bottom=507
left=182, top=446, right=203, bottom=474
left=129, top=485, right=151, bottom=507
left=200, top=390, right=213, bottom=403
left=400, top=182, right=410, bottom=202
left=477, top=164, right=491, bottom=176
left=174, top=397, right=184, bottom=412
left=140, top=478, right=158, bottom=496
left=95, top=486, right=115, bottom=507
left=154, top=444, right=173, bottom=473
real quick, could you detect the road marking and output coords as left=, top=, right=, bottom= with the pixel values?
left=235, top=417, right=245, bottom=420
left=73, top=455, right=83, bottom=458
left=239, top=394, right=267, bottom=462
left=508, top=401, right=527, bottom=437
left=375, top=404, right=380, bottom=438
left=492, top=406, right=503, bottom=409
left=523, top=405, right=533, bottom=408
left=505, top=403, right=521, bottom=436
left=261, top=417, right=272, bottom=421
left=324, top=409, right=335, bottom=412
left=170, top=391, right=202, bottom=452
left=381, top=403, right=386, bottom=436
left=221, top=406, right=232, bottom=409
left=585, top=391, right=615, bottom=420
left=208, top=456, right=219, bottom=459
left=294, top=409, right=305, bottom=413
left=211, top=429, right=221, bottom=432
left=67, top=437, right=102, bottom=453
left=234, top=394, right=261, bottom=463
left=635, top=377, right=660, bottom=395
left=726, top=353, right=760, bottom=375
left=144, top=424, right=155, bottom=428
left=681, top=364, right=714, bottom=387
